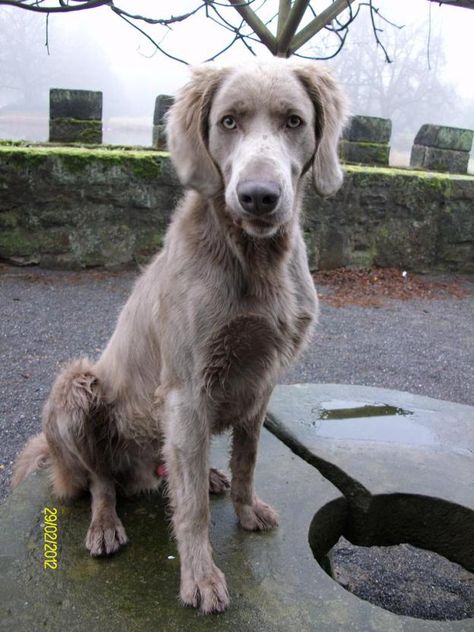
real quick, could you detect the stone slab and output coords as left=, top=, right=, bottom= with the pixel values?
left=266, top=384, right=474, bottom=504
left=339, top=140, right=390, bottom=166
left=50, top=89, right=103, bottom=121
left=49, top=119, right=103, bottom=144
left=410, top=145, right=470, bottom=174
left=343, top=116, right=392, bottom=144
left=1, top=384, right=473, bottom=630
left=152, top=123, right=167, bottom=150
left=153, top=95, right=174, bottom=125
left=414, top=125, right=473, bottom=152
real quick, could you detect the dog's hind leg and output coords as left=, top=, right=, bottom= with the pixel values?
left=85, top=473, right=128, bottom=556
left=209, top=468, right=230, bottom=494
left=43, top=358, right=128, bottom=555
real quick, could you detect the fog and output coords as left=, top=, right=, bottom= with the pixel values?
left=0, top=0, right=473, bottom=168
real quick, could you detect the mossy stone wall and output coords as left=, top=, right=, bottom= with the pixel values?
left=0, top=143, right=472, bottom=272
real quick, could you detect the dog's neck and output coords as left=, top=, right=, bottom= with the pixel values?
left=208, top=192, right=297, bottom=271
left=173, top=190, right=304, bottom=296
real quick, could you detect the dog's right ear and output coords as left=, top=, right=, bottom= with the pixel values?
left=166, top=65, right=229, bottom=196
left=293, top=62, right=348, bottom=197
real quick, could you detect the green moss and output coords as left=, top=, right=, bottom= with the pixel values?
left=344, top=164, right=473, bottom=181
left=0, top=211, right=18, bottom=229
left=0, top=229, right=36, bottom=256
left=0, top=139, right=26, bottom=147
left=129, top=155, right=162, bottom=179
left=50, top=118, right=102, bottom=144
left=0, top=145, right=166, bottom=180
left=339, top=140, right=390, bottom=166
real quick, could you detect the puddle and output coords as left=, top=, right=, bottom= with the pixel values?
left=307, top=400, right=438, bottom=446
left=319, top=402, right=412, bottom=420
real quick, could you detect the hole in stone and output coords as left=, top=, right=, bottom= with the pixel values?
left=309, top=494, right=474, bottom=621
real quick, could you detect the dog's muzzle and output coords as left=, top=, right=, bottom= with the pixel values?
left=236, top=180, right=281, bottom=217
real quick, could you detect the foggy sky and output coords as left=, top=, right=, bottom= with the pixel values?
left=0, top=0, right=473, bottom=165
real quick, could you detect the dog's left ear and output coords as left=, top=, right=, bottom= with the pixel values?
left=166, top=64, right=229, bottom=196
left=294, top=62, right=348, bottom=197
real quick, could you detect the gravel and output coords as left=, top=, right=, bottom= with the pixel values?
left=331, top=538, right=474, bottom=621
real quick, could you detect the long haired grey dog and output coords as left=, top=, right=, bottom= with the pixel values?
left=13, top=59, right=347, bottom=613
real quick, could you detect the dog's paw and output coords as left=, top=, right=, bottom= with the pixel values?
left=85, top=516, right=128, bottom=556
left=236, top=498, right=279, bottom=531
left=180, top=565, right=230, bottom=614
left=209, top=468, right=230, bottom=494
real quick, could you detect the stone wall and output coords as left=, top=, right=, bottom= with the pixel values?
left=0, top=142, right=472, bottom=272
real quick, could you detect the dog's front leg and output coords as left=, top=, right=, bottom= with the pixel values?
left=163, top=390, right=229, bottom=614
left=230, top=418, right=279, bottom=531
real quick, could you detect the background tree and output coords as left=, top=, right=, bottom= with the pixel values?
left=320, top=13, right=458, bottom=161
left=0, top=1, right=401, bottom=63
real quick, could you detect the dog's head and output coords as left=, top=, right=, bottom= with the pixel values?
left=167, top=59, right=347, bottom=238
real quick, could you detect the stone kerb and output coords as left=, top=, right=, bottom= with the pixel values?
left=152, top=95, right=174, bottom=150
left=410, top=124, right=474, bottom=174
left=340, top=115, right=392, bottom=166
left=49, top=89, right=103, bottom=144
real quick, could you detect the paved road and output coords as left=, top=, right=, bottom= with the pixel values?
left=1, top=266, right=473, bottom=503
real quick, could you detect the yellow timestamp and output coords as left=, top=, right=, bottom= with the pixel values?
left=42, top=507, right=58, bottom=570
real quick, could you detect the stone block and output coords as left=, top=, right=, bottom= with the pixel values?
left=152, top=124, right=167, bottom=150
left=50, top=89, right=102, bottom=121
left=339, top=140, right=390, bottom=166
left=153, top=94, right=174, bottom=125
left=414, top=124, right=473, bottom=152
left=410, top=145, right=469, bottom=174
left=49, top=119, right=102, bottom=144
left=343, top=115, right=392, bottom=143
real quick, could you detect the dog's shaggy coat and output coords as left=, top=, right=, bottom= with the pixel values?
left=13, top=58, right=347, bottom=613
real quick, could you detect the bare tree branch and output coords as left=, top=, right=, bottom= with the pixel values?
left=277, top=0, right=310, bottom=56
left=111, top=9, right=190, bottom=65
left=227, top=0, right=277, bottom=52
left=110, top=4, right=206, bottom=27
left=277, top=0, right=291, bottom=39
left=0, top=0, right=410, bottom=65
left=0, top=0, right=110, bottom=13
left=290, top=0, right=357, bottom=52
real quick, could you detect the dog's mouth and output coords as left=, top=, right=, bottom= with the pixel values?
left=234, top=216, right=279, bottom=238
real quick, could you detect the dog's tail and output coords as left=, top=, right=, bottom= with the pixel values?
left=11, top=432, right=51, bottom=489
left=12, top=358, right=102, bottom=494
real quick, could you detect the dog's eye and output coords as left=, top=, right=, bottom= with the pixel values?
left=221, top=115, right=237, bottom=130
left=287, top=115, right=302, bottom=129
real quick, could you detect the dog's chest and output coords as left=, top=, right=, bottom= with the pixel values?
left=201, top=282, right=313, bottom=426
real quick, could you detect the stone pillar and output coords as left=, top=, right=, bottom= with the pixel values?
left=152, top=95, right=174, bottom=150
left=410, top=124, right=473, bottom=174
left=340, top=115, right=392, bottom=166
left=49, top=89, right=102, bottom=144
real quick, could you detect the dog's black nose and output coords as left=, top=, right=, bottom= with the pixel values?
left=237, top=180, right=281, bottom=216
